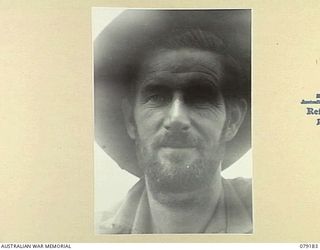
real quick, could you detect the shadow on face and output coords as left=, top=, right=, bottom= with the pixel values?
left=122, top=48, right=247, bottom=194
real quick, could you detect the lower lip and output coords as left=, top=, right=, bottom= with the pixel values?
left=161, top=146, right=195, bottom=150
left=159, top=147, right=197, bottom=154
left=158, top=147, right=198, bottom=164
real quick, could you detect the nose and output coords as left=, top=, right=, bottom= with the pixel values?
left=164, top=94, right=191, bottom=132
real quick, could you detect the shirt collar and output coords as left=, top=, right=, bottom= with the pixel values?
left=99, top=177, right=252, bottom=234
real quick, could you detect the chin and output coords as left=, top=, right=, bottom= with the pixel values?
left=136, top=142, right=224, bottom=194
left=143, top=158, right=217, bottom=194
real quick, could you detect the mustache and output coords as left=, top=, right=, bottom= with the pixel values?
left=152, top=131, right=200, bottom=148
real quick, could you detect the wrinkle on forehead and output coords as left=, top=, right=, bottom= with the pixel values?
left=139, top=49, right=224, bottom=88
left=139, top=71, right=220, bottom=90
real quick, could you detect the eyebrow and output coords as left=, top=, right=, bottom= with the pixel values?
left=140, top=77, right=220, bottom=95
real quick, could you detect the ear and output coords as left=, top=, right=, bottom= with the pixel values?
left=223, top=98, right=247, bottom=142
left=121, top=98, right=136, bottom=140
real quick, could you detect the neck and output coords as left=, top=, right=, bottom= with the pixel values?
left=145, top=167, right=223, bottom=233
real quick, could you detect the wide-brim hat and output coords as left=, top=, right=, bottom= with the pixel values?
left=94, top=9, right=251, bottom=177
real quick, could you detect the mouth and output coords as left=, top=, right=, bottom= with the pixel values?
left=161, top=145, right=195, bottom=149
left=159, top=146, right=197, bottom=154
left=157, top=147, right=199, bottom=166
left=159, top=142, right=197, bottom=148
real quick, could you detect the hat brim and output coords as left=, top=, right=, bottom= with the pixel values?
left=94, top=9, right=251, bottom=177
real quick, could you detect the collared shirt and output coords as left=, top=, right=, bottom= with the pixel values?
left=96, top=176, right=252, bottom=234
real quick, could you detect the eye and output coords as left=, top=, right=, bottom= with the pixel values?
left=183, top=85, right=221, bottom=108
left=146, top=93, right=169, bottom=105
left=185, top=93, right=218, bottom=107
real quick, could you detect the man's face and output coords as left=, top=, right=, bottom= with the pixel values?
left=130, top=49, right=229, bottom=194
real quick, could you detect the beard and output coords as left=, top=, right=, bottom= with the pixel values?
left=135, top=133, right=225, bottom=195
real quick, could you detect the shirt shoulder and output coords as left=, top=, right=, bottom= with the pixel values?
left=223, top=177, right=253, bottom=233
left=95, top=201, right=123, bottom=234
left=95, top=179, right=145, bottom=234
left=224, top=177, right=252, bottom=214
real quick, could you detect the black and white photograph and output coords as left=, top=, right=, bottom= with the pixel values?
left=3, top=1, right=320, bottom=245
left=94, top=8, right=252, bottom=234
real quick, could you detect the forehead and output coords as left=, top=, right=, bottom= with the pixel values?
left=137, top=49, right=224, bottom=90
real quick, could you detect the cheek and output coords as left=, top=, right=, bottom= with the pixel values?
left=134, top=107, right=165, bottom=138
left=193, top=111, right=227, bottom=144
